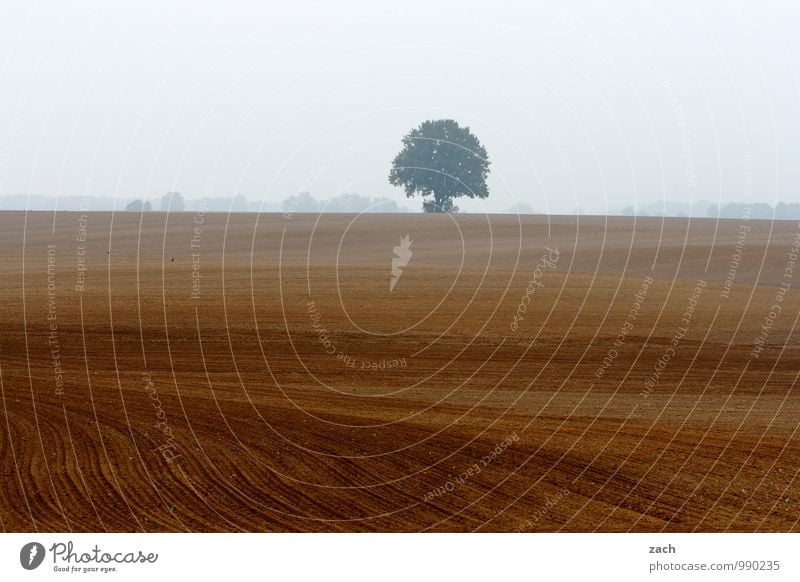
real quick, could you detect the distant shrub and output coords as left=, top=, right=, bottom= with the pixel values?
left=125, top=199, right=152, bottom=211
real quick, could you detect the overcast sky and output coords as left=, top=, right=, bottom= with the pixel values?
left=0, top=0, right=798, bottom=214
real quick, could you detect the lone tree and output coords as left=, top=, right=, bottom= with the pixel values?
left=389, top=119, right=490, bottom=213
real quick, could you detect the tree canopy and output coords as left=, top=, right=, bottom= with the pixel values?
left=389, top=119, right=490, bottom=213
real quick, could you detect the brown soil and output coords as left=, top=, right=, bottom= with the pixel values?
left=1, top=211, right=798, bottom=531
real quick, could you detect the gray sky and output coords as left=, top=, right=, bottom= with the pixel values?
left=0, top=0, right=798, bottom=214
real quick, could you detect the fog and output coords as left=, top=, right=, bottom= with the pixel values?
left=0, top=0, right=798, bottom=214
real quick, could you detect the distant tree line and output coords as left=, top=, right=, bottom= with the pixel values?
left=125, top=191, right=187, bottom=212
left=282, top=191, right=408, bottom=214
left=119, top=191, right=407, bottom=214
left=618, top=201, right=800, bottom=220
left=707, top=202, right=800, bottom=220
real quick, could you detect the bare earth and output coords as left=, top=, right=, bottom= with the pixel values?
left=1, top=211, right=799, bottom=532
